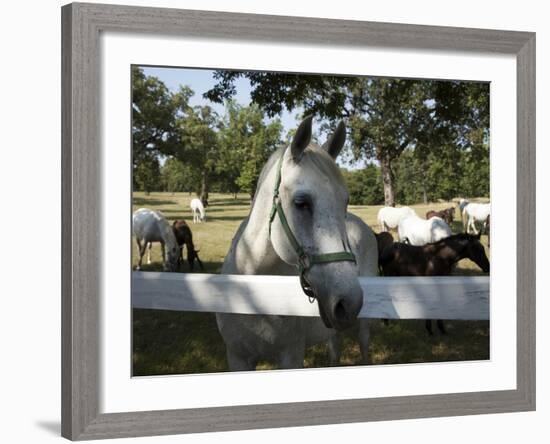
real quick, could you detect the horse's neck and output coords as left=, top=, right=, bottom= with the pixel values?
left=236, top=164, right=287, bottom=274
left=438, top=240, right=466, bottom=265
left=161, top=223, right=177, bottom=248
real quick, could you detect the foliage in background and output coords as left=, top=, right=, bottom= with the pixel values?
left=217, top=102, right=283, bottom=198
left=206, top=72, right=489, bottom=205
left=341, top=165, right=384, bottom=205
left=132, top=67, right=489, bottom=204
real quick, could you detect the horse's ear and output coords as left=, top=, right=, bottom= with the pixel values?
left=322, top=120, right=346, bottom=159
left=291, top=115, right=313, bottom=161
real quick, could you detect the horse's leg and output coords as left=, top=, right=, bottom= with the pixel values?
left=226, top=349, right=257, bottom=372
left=436, top=319, right=447, bottom=335
left=277, top=347, right=305, bottom=370
left=469, top=217, right=479, bottom=235
left=425, top=319, right=435, bottom=336
left=136, top=238, right=145, bottom=270
left=358, top=319, right=370, bottom=364
left=327, top=333, right=342, bottom=366
left=146, top=242, right=153, bottom=264
left=160, top=242, right=166, bottom=267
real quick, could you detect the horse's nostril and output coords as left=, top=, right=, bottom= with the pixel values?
left=333, top=299, right=348, bottom=322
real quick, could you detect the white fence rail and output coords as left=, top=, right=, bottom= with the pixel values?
left=132, top=272, right=489, bottom=320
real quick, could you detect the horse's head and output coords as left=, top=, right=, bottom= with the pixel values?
left=461, top=233, right=490, bottom=273
left=162, top=223, right=181, bottom=272
left=164, top=244, right=181, bottom=272
left=446, top=207, right=455, bottom=223
left=269, top=116, right=363, bottom=330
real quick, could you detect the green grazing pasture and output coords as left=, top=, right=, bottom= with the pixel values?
left=132, top=192, right=490, bottom=376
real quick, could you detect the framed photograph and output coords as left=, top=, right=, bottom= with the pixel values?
left=62, top=2, right=535, bottom=440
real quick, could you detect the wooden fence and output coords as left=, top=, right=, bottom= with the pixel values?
left=132, top=272, right=489, bottom=320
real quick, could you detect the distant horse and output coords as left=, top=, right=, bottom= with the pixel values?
left=398, top=215, right=452, bottom=246
left=190, top=198, right=206, bottom=223
left=379, top=233, right=490, bottom=335
left=133, top=208, right=180, bottom=271
left=377, top=206, right=416, bottom=232
left=457, top=198, right=469, bottom=230
left=426, top=207, right=455, bottom=226
left=216, top=117, right=378, bottom=371
left=172, top=220, right=204, bottom=271
left=463, top=202, right=490, bottom=234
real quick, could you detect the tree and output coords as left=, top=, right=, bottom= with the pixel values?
left=134, top=155, right=160, bottom=194
left=161, top=157, right=197, bottom=193
left=341, top=165, right=384, bottom=205
left=217, top=102, right=283, bottom=198
left=205, top=71, right=466, bottom=205
left=173, top=105, right=220, bottom=200
left=132, top=67, right=190, bottom=167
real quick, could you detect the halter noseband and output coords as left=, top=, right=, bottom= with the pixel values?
left=268, top=148, right=356, bottom=302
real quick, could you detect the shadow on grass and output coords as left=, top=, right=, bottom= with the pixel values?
left=209, top=198, right=251, bottom=207
left=451, top=220, right=465, bottom=233
left=132, top=313, right=490, bottom=376
left=132, top=309, right=229, bottom=376
left=133, top=260, right=224, bottom=274
left=133, top=197, right=177, bottom=207
left=206, top=215, right=248, bottom=222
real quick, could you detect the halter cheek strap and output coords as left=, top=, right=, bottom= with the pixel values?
left=268, top=149, right=356, bottom=301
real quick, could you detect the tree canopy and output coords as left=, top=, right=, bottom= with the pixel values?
left=132, top=67, right=490, bottom=205
left=205, top=71, right=489, bottom=206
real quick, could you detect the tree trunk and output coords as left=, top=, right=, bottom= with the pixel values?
left=422, top=186, right=428, bottom=205
left=200, top=171, right=209, bottom=207
left=380, top=156, right=395, bottom=207
left=200, top=171, right=208, bottom=200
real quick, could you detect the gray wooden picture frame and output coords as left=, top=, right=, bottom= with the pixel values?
left=61, top=2, right=536, bottom=440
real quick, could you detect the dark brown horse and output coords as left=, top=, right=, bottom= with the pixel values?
left=172, top=220, right=204, bottom=271
left=375, top=231, right=395, bottom=260
left=426, top=207, right=455, bottom=225
left=379, top=233, right=490, bottom=335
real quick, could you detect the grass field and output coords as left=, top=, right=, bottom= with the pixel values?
left=132, top=192, right=490, bottom=376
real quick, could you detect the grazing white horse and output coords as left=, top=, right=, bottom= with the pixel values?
left=398, top=215, right=452, bottom=246
left=133, top=208, right=180, bottom=271
left=463, top=202, right=490, bottom=234
left=190, top=198, right=206, bottom=223
left=377, top=206, right=416, bottom=231
left=216, top=117, right=378, bottom=371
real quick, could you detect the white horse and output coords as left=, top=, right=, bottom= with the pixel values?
left=190, top=198, right=206, bottom=223
left=463, top=202, right=490, bottom=234
left=133, top=208, right=180, bottom=271
left=216, top=117, right=378, bottom=371
left=457, top=198, right=469, bottom=230
left=377, top=206, right=416, bottom=231
left=398, top=214, right=452, bottom=246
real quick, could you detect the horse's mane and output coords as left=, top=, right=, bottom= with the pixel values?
left=423, top=232, right=478, bottom=253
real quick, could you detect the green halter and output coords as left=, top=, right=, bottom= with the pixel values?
left=268, top=149, right=356, bottom=296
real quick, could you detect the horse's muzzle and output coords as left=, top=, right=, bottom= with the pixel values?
left=317, top=290, right=363, bottom=330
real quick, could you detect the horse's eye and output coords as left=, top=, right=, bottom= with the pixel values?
left=294, top=199, right=311, bottom=211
